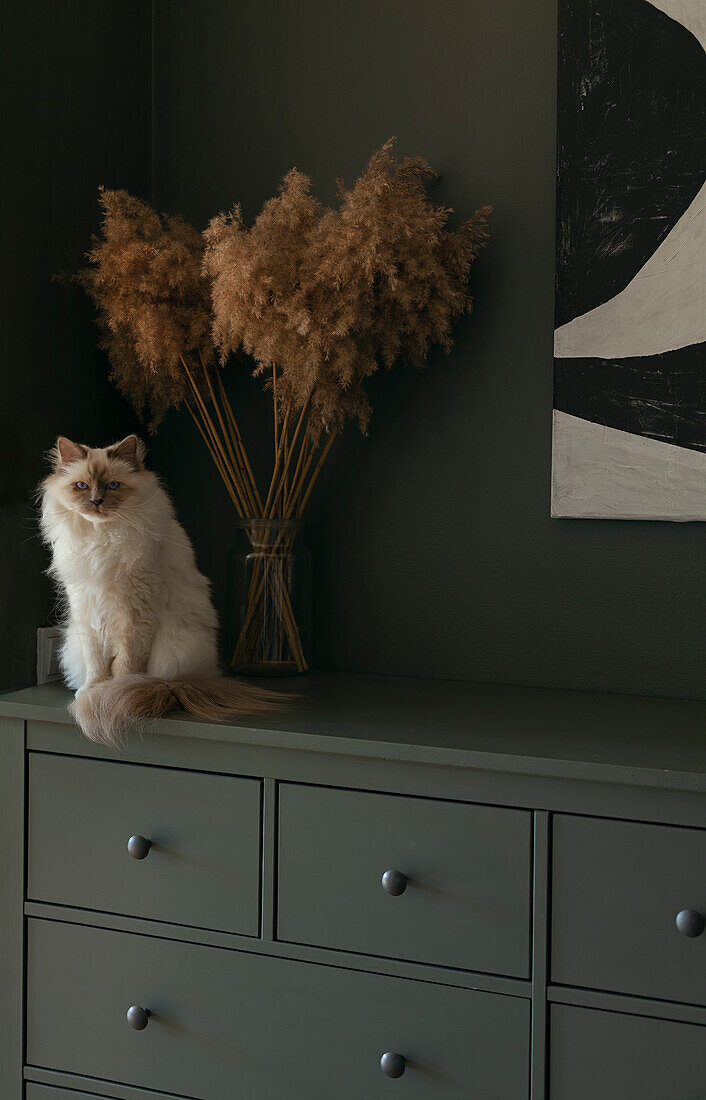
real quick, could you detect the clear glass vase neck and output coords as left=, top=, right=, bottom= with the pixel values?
left=239, top=517, right=302, bottom=550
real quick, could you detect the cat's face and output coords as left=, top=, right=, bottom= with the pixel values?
left=47, top=435, right=146, bottom=524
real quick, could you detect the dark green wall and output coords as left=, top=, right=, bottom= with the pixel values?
left=151, top=0, right=706, bottom=700
left=0, top=3, right=150, bottom=689
left=6, top=0, right=703, bottom=701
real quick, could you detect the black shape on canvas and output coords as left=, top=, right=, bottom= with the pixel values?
left=556, top=0, right=706, bottom=327
left=554, top=344, right=706, bottom=452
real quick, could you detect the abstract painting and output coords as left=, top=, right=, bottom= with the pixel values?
left=551, top=0, right=706, bottom=519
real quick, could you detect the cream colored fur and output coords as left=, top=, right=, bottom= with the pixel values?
left=39, top=434, right=277, bottom=743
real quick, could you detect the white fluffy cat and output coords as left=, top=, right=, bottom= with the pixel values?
left=40, top=434, right=277, bottom=743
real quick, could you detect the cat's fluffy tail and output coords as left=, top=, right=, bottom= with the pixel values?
left=69, top=673, right=285, bottom=745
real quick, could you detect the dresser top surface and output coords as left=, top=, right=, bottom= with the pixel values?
left=1, top=673, right=705, bottom=791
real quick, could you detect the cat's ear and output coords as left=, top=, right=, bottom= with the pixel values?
left=55, top=437, right=87, bottom=467
left=107, top=434, right=145, bottom=471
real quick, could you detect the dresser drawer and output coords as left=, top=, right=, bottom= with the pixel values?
left=552, top=815, right=706, bottom=1005
left=26, top=1089, right=146, bottom=1100
left=277, top=784, right=532, bottom=976
left=27, top=1090, right=105, bottom=1100
left=26, top=918, right=530, bottom=1099
left=550, top=1004, right=706, bottom=1098
left=28, top=754, right=261, bottom=936
left=26, top=1086, right=182, bottom=1100
left=26, top=1087, right=181, bottom=1100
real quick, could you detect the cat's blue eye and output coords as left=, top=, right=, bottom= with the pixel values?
left=75, top=481, right=89, bottom=490
left=106, top=481, right=120, bottom=490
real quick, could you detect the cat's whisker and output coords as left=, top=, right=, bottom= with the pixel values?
left=114, top=509, right=189, bottom=549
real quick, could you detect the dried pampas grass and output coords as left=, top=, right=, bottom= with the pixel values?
left=78, top=141, right=491, bottom=670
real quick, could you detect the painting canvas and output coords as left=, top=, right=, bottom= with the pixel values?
left=552, top=0, right=706, bottom=519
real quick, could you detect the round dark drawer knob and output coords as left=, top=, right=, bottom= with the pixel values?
left=126, top=1005, right=151, bottom=1030
left=127, top=835, right=151, bottom=860
left=676, top=909, right=705, bottom=938
left=380, top=1052, right=406, bottom=1078
left=381, top=869, right=407, bottom=896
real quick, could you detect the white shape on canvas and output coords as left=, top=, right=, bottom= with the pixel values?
left=554, top=182, right=705, bottom=360
left=552, top=410, right=706, bottom=520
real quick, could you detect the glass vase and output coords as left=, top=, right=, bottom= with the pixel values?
left=228, top=518, right=311, bottom=676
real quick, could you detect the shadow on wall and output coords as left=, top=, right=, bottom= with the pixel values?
left=0, top=1, right=149, bottom=690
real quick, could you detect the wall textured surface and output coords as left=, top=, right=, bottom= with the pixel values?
left=0, top=2, right=150, bottom=689
left=151, top=0, right=706, bottom=700
left=6, top=0, right=702, bottom=699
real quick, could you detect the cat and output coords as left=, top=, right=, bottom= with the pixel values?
left=39, top=433, right=279, bottom=743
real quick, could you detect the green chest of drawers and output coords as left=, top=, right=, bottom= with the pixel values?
left=1, top=674, right=705, bottom=1100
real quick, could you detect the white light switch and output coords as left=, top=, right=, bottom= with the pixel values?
left=36, top=627, right=62, bottom=684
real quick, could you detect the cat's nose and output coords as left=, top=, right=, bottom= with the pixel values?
left=91, top=498, right=104, bottom=507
